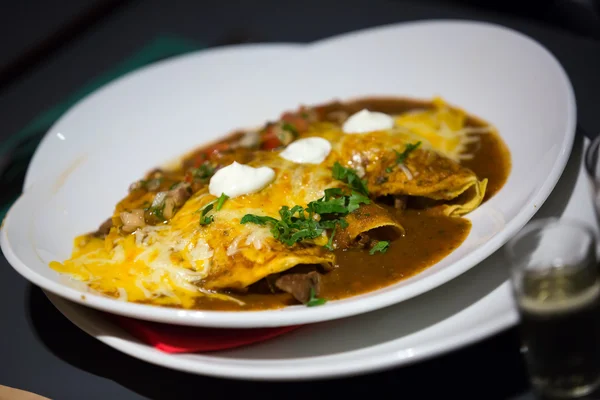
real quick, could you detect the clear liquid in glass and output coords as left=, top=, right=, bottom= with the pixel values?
left=518, top=265, right=600, bottom=398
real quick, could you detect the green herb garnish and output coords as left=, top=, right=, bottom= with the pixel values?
left=200, top=203, right=214, bottom=226
left=385, top=167, right=393, bottom=173
left=192, top=163, right=215, bottom=181
left=306, top=188, right=347, bottom=215
left=395, top=141, right=421, bottom=165
left=241, top=200, right=349, bottom=248
left=281, top=122, right=299, bottom=138
left=347, top=191, right=370, bottom=213
left=307, top=287, right=327, bottom=307
left=201, top=215, right=214, bottom=225
left=240, top=214, right=278, bottom=225
left=146, top=202, right=165, bottom=220
left=241, top=163, right=371, bottom=249
left=216, top=193, right=229, bottom=211
left=332, top=162, right=369, bottom=196
left=324, top=224, right=338, bottom=251
left=369, top=241, right=390, bottom=255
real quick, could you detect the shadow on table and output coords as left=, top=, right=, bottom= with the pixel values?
left=23, top=131, right=585, bottom=400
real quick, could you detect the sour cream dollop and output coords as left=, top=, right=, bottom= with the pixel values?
left=209, top=161, right=275, bottom=198
left=279, top=137, right=332, bottom=164
left=342, top=109, right=394, bottom=134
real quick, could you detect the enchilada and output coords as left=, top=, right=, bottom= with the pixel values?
left=50, top=96, right=511, bottom=310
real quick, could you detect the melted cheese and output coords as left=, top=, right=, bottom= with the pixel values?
left=51, top=224, right=215, bottom=308
left=392, top=97, right=494, bottom=162
left=51, top=151, right=340, bottom=307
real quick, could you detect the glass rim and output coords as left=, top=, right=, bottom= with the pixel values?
left=584, top=132, right=600, bottom=179
left=504, top=217, right=597, bottom=266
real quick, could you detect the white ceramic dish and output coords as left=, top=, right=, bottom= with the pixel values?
left=1, top=20, right=576, bottom=328
left=43, top=135, right=589, bottom=380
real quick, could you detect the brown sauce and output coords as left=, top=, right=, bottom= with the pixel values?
left=129, top=97, right=511, bottom=311
left=462, top=122, right=512, bottom=201
left=324, top=208, right=471, bottom=300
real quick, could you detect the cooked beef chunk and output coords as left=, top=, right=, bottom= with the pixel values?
left=275, top=271, right=322, bottom=304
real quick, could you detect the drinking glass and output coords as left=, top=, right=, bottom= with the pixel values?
left=586, top=134, right=600, bottom=225
left=505, top=218, right=600, bottom=399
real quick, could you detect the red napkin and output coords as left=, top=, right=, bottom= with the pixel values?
left=116, top=316, right=301, bottom=353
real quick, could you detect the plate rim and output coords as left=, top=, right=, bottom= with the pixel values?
left=2, top=19, right=577, bottom=328
left=44, top=289, right=518, bottom=381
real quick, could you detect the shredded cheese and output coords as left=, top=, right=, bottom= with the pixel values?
left=393, top=96, right=495, bottom=162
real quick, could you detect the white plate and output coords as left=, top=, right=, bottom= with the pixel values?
left=43, top=134, right=590, bottom=380
left=1, top=20, right=576, bottom=328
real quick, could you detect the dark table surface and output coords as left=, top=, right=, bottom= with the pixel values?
left=2, top=1, right=600, bottom=399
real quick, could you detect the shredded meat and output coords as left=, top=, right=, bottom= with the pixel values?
left=161, top=183, right=192, bottom=219
left=92, top=218, right=113, bottom=238
left=326, top=110, right=349, bottom=124
left=354, top=233, right=382, bottom=251
left=145, top=178, right=162, bottom=192
left=128, top=181, right=144, bottom=192
left=356, top=233, right=371, bottom=248
left=394, top=195, right=407, bottom=211
left=120, top=209, right=145, bottom=233
left=275, top=271, right=322, bottom=304
left=163, top=197, right=176, bottom=219
left=168, top=183, right=191, bottom=207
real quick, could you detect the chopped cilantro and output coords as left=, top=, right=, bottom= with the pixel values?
left=281, top=122, right=299, bottom=138
left=242, top=202, right=345, bottom=248
left=216, top=193, right=229, bottom=211
left=306, top=287, right=327, bottom=307
left=192, top=163, right=215, bottom=181
left=395, top=141, right=421, bottom=165
left=385, top=167, right=393, bottom=173
left=241, top=163, right=371, bottom=249
left=146, top=203, right=165, bottom=220
left=240, top=214, right=278, bottom=225
left=347, top=191, right=370, bottom=213
left=324, top=224, right=338, bottom=251
left=369, top=241, right=390, bottom=255
left=242, top=185, right=365, bottom=249
left=199, top=203, right=214, bottom=226
left=306, top=188, right=347, bottom=215
left=332, top=162, right=369, bottom=196
left=200, top=215, right=214, bottom=225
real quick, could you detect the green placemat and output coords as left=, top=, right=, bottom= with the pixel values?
left=0, top=35, right=204, bottom=219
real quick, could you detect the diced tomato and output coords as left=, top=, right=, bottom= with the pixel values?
left=193, top=142, right=231, bottom=167
left=262, top=136, right=283, bottom=150
left=192, top=155, right=204, bottom=168
left=259, top=125, right=283, bottom=150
